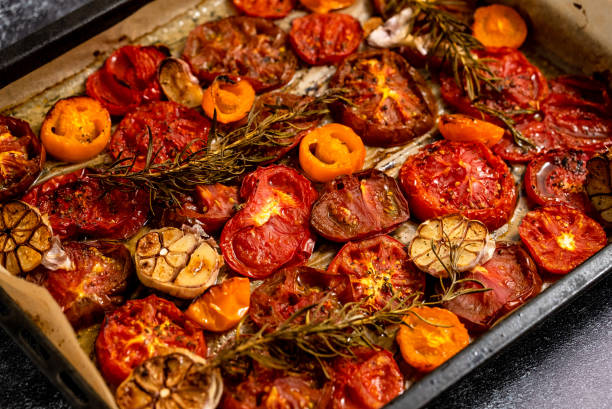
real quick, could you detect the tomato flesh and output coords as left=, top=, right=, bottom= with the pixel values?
left=233, top=0, right=294, bottom=19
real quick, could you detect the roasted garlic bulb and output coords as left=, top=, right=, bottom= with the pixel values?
left=0, top=200, right=53, bottom=275
left=586, top=150, right=612, bottom=228
left=135, top=227, right=222, bottom=299
left=409, top=214, right=495, bottom=278
left=158, top=58, right=203, bottom=108
left=116, top=350, right=223, bottom=409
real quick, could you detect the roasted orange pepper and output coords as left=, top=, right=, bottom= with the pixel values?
left=40, top=96, right=111, bottom=163
left=397, top=307, right=469, bottom=372
left=438, top=114, right=505, bottom=147
left=201, top=76, right=255, bottom=124
left=472, top=4, right=528, bottom=49
left=299, top=123, right=366, bottom=183
left=185, top=277, right=250, bottom=332
left=300, top=0, right=355, bottom=13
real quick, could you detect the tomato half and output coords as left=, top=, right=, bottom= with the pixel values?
left=289, top=13, right=362, bottom=66
left=310, top=169, right=411, bottom=242
left=399, top=140, right=516, bottom=230
left=327, top=348, right=404, bottom=409
left=233, top=0, right=294, bottom=19
left=109, top=100, right=210, bottom=171
left=492, top=117, right=563, bottom=163
left=86, top=45, right=166, bottom=116
left=524, top=149, right=592, bottom=213
left=330, top=50, right=437, bottom=147
left=220, top=165, right=318, bottom=278
left=22, top=169, right=148, bottom=240
left=443, top=242, right=542, bottom=330
left=95, top=294, right=206, bottom=387
left=519, top=205, right=607, bottom=274
left=182, top=17, right=297, bottom=92
left=327, top=235, right=425, bottom=310
left=26, top=241, right=133, bottom=329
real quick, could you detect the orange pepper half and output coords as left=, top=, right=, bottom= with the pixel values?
left=40, top=96, right=111, bottom=163
left=438, top=114, right=505, bottom=147
left=299, top=0, right=355, bottom=13
left=299, top=123, right=366, bottom=183
left=472, top=4, right=528, bottom=49
left=201, top=76, right=255, bottom=124
left=185, top=277, right=250, bottom=332
left=396, top=307, right=469, bottom=372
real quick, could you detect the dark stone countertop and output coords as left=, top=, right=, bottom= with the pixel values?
left=0, top=1, right=611, bottom=408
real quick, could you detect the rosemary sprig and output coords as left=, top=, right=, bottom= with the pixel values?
left=474, top=103, right=537, bottom=150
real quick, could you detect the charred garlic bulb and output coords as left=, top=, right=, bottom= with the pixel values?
left=409, top=214, right=495, bottom=278
left=158, top=58, right=203, bottom=108
left=135, top=226, right=222, bottom=299
left=116, top=350, right=223, bottom=409
left=586, top=150, right=612, bottom=228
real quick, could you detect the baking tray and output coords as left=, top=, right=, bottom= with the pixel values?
left=0, top=1, right=611, bottom=408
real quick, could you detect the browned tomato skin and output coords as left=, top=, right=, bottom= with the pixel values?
left=26, top=241, right=133, bottom=329
left=327, top=235, right=425, bottom=310
left=330, top=50, right=437, bottom=147
left=311, top=169, right=410, bottom=242
left=399, top=140, right=517, bottom=231
left=443, top=242, right=542, bottom=331
left=289, top=13, right=362, bottom=66
left=233, top=0, right=294, bottom=19
left=0, top=116, right=45, bottom=200
left=182, top=17, right=297, bottom=92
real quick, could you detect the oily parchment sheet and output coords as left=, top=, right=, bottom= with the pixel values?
left=0, top=0, right=611, bottom=408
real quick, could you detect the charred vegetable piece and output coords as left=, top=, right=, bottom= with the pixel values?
left=158, top=58, right=203, bottom=108
left=409, top=214, right=495, bottom=278
left=0, top=201, right=52, bottom=275
left=116, top=350, right=222, bottom=409
left=135, top=227, right=222, bottom=299
left=586, top=149, right=612, bottom=227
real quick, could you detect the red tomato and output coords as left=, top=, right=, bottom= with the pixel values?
left=289, top=13, right=362, bottom=66
left=109, top=100, right=210, bottom=171
left=233, top=0, right=294, bottom=19
left=26, top=241, right=133, bottom=329
left=519, top=205, right=607, bottom=274
left=548, top=75, right=611, bottom=110
left=329, top=50, right=437, bottom=147
left=443, top=242, right=542, bottom=331
left=249, top=266, right=349, bottom=330
left=327, top=235, right=425, bottom=310
left=327, top=348, right=404, bottom=409
left=220, top=165, right=318, bottom=278
left=182, top=17, right=297, bottom=92
left=399, top=140, right=517, bottom=230
left=310, top=169, right=411, bottom=242
left=524, top=149, right=592, bottom=213
left=492, top=118, right=563, bottom=163
left=95, top=294, right=206, bottom=386
left=86, top=45, right=166, bottom=116
left=22, top=169, right=148, bottom=240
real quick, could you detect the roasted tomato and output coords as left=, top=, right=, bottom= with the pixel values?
left=329, top=50, right=437, bottom=147
left=327, top=235, right=425, bottom=310
left=22, top=169, right=148, bottom=240
left=182, top=17, right=297, bottom=92
left=439, top=47, right=549, bottom=119
left=95, top=294, right=206, bottom=387
left=289, top=13, right=362, bottom=66
left=443, top=242, right=542, bottom=331
left=249, top=266, right=349, bottom=329
left=399, top=140, right=517, bottom=230
left=327, top=348, right=403, bottom=409
left=0, top=116, right=44, bottom=200
left=492, top=118, right=563, bottom=163
left=26, top=241, right=133, bottom=329
left=524, top=149, right=592, bottom=213
left=310, top=169, right=410, bottom=242
left=233, top=0, right=293, bottom=19
left=519, top=205, right=607, bottom=274
left=109, top=100, right=210, bottom=171
left=86, top=45, right=166, bottom=116
left=221, top=165, right=318, bottom=278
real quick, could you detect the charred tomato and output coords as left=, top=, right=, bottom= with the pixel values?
left=492, top=117, right=563, bottom=163
left=26, top=241, right=133, bottom=329
left=310, top=169, right=410, bottom=242
left=182, top=16, right=297, bottom=92
left=220, top=165, right=318, bottom=278
left=327, top=235, right=425, bottom=310
left=289, top=13, right=362, bottom=66
left=95, top=294, right=206, bottom=387
left=443, top=242, right=542, bottom=331
left=232, top=0, right=294, bottom=19
left=399, top=140, right=516, bottom=231
left=22, top=169, right=148, bottom=240
left=329, top=50, right=437, bottom=147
